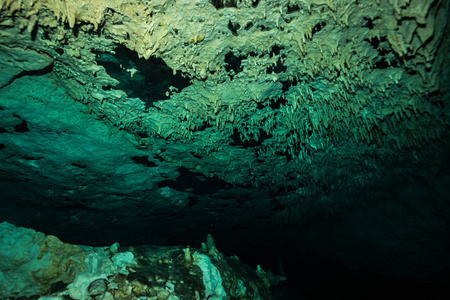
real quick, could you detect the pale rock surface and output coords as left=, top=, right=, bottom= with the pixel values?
left=0, top=222, right=87, bottom=298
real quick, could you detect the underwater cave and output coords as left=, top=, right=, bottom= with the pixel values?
left=1, top=0, right=450, bottom=299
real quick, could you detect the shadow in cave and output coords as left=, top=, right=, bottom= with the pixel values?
left=3, top=164, right=450, bottom=299
left=93, top=44, right=191, bottom=110
left=158, top=167, right=232, bottom=195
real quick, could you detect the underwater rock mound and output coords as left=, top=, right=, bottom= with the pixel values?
left=0, top=222, right=281, bottom=299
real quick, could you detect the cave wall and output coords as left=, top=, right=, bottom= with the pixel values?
left=1, top=0, right=450, bottom=289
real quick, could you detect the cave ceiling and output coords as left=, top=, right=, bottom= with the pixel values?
left=0, top=0, right=449, bottom=244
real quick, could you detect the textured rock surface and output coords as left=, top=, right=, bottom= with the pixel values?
left=0, top=73, right=185, bottom=224
left=0, top=43, right=53, bottom=87
left=0, top=222, right=88, bottom=298
left=0, top=0, right=449, bottom=296
left=0, top=222, right=274, bottom=299
left=0, top=1, right=448, bottom=189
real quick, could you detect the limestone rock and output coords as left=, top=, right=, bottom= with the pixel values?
left=0, top=0, right=448, bottom=189
left=0, top=223, right=274, bottom=299
left=0, top=44, right=53, bottom=87
left=0, top=222, right=87, bottom=298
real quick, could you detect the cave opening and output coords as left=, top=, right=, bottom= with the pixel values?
left=93, top=44, right=191, bottom=110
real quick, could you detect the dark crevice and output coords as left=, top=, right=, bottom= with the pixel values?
left=93, top=44, right=191, bottom=111
left=9, top=62, right=54, bottom=88
left=71, top=22, right=81, bottom=37
left=154, top=153, right=165, bottom=162
left=71, top=162, right=86, bottom=169
left=365, top=36, right=399, bottom=69
left=374, top=57, right=398, bottom=69
left=158, top=167, right=230, bottom=195
left=209, top=0, right=259, bottom=9
left=287, top=4, right=300, bottom=13
left=362, top=16, right=378, bottom=29
left=378, top=47, right=390, bottom=56
left=42, top=30, right=51, bottom=41
left=270, top=97, right=288, bottom=110
left=244, top=22, right=254, bottom=30
left=258, top=25, right=271, bottom=31
left=131, top=156, right=157, bottom=167
left=21, top=155, right=40, bottom=161
left=136, top=131, right=150, bottom=138
left=191, top=123, right=213, bottom=132
left=49, top=281, right=68, bottom=295
left=266, top=46, right=286, bottom=74
left=210, top=0, right=237, bottom=9
left=30, top=23, right=38, bottom=41
left=225, top=51, right=246, bottom=79
left=191, top=152, right=203, bottom=159
left=281, top=80, right=293, bottom=93
left=13, top=120, right=30, bottom=133
left=252, top=0, right=260, bottom=7
left=270, top=45, right=283, bottom=56
left=366, top=35, right=387, bottom=50
left=311, top=21, right=326, bottom=36
left=230, top=128, right=271, bottom=148
left=227, top=20, right=240, bottom=36
left=230, top=129, right=243, bottom=146
left=266, top=59, right=287, bottom=74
